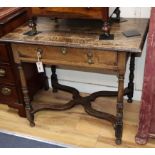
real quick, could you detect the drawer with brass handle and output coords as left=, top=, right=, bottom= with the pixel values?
left=0, top=65, right=15, bottom=83
left=0, top=7, right=32, bottom=117
left=0, top=84, right=18, bottom=104
left=12, top=44, right=118, bottom=71
left=1, top=87, right=12, bottom=96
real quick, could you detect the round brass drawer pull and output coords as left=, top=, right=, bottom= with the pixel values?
left=0, top=68, right=6, bottom=77
left=1, top=87, right=12, bottom=96
left=61, top=48, right=67, bottom=55
left=88, top=59, right=93, bottom=64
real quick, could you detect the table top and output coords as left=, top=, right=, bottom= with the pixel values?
left=0, top=17, right=149, bottom=53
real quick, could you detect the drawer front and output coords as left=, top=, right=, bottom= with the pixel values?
left=0, top=65, right=15, bottom=83
left=0, top=84, right=18, bottom=104
left=31, top=7, right=108, bottom=20
left=12, top=44, right=118, bottom=70
left=0, top=43, right=9, bottom=63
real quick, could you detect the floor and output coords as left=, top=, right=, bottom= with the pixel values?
left=0, top=89, right=155, bottom=148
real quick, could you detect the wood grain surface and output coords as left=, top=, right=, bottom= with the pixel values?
left=11, top=43, right=120, bottom=73
left=0, top=89, right=155, bottom=148
left=0, top=17, right=149, bottom=53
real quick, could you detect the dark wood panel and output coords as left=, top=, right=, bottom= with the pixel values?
left=0, top=64, right=15, bottom=84
left=0, top=43, right=9, bottom=63
left=0, top=8, right=23, bottom=21
left=0, top=83, right=18, bottom=105
left=0, top=82, right=26, bottom=117
left=23, top=62, right=46, bottom=99
left=30, top=7, right=109, bottom=20
left=0, top=9, right=29, bottom=37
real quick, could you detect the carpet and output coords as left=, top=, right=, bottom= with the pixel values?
left=0, top=130, right=67, bottom=148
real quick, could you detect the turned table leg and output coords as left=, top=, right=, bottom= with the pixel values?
left=51, top=65, right=58, bottom=93
left=127, top=53, right=135, bottom=103
left=17, top=63, right=35, bottom=126
left=115, top=74, right=124, bottom=144
left=43, top=65, right=49, bottom=91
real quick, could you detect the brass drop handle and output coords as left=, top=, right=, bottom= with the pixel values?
left=61, top=47, right=67, bottom=55
left=1, top=87, right=12, bottom=96
left=87, top=51, right=94, bottom=64
left=36, top=48, right=43, bottom=61
left=0, top=68, right=6, bottom=77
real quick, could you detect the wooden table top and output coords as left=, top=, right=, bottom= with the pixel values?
left=0, top=17, right=149, bottom=53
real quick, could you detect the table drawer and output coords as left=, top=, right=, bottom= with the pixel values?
left=0, top=64, right=15, bottom=83
left=0, top=43, right=9, bottom=63
left=12, top=44, right=118, bottom=70
left=0, top=84, right=18, bottom=104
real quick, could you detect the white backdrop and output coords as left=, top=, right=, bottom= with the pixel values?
left=45, top=7, right=151, bottom=101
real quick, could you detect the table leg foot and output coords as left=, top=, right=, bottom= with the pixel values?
left=30, top=122, right=35, bottom=127
left=26, top=109, right=34, bottom=125
left=115, top=113, right=123, bottom=145
left=127, top=98, right=133, bottom=103
left=115, top=139, right=122, bottom=145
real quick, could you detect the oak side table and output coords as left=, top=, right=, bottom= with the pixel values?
left=0, top=17, right=148, bottom=144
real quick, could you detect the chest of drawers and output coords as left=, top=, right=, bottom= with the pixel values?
left=0, top=8, right=47, bottom=117
left=0, top=8, right=28, bottom=116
